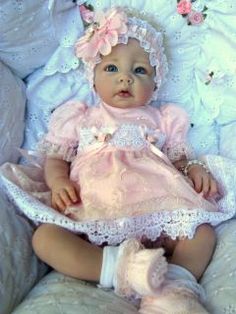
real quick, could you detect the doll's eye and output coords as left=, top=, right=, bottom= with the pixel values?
left=105, top=64, right=118, bottom=72
left=134, top=67, right=147, bottom=74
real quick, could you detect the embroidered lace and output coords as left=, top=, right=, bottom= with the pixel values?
left=1, top=155, right=235, bottom=246
left=37, top=123, right=192, bottom=162
left=37, top=139, right=78, bottom=162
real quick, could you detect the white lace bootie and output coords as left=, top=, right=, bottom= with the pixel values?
left=139, top=264, right=209, bottom=314
left=113, top=239, right=168, bottom=298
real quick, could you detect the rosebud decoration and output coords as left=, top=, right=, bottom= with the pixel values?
left=176, top=0, right=207, bottom=26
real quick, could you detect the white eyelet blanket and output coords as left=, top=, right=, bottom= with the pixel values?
left=1, top=0, right=236, bottom=313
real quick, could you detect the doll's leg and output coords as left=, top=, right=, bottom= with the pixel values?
left=32, top=223, right=103, bottom=281
left=32, top=224, right=167, bottom=298
left=170, top=223, right=216, bottom=280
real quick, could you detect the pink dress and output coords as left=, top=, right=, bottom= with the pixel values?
left=1, top=101, right=235, bottom=245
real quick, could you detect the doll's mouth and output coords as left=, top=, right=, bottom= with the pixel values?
left=116, top=90, right=132, bottom=98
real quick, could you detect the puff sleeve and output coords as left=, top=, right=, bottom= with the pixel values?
left=159, top=104, right=195, bottom=162
left=37, top=101, right=87, bottom=161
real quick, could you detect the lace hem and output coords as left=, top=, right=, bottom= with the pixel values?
left=1, top=155, right=235, bottom=245
left=1, top=182, right=235, bottom=246
left=44, top=3, right=84, bottom=76
left=43, top=47, right=81, bottom=76
left=165, top=142, right=195, bottom=162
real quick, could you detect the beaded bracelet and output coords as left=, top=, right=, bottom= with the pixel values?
left=180, top=160, right=210, bottom=176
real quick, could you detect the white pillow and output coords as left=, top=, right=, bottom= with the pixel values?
left=13, top=271, right=137, bottom=314
left=202, top=220, right=236, bottom=313
left=0, top=61, right=25, bottom=165
left=12, top=220, right=236, bottom=314
left=0, top=1, right=79, bottom=78
left=0, top=190, right=48, bottom=314
left=21, top=67, right=95, bottom=156
left=219, top=123, right=236, bottom=160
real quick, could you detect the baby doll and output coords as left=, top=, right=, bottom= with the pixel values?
left=1, top=6, right=234, bottom=313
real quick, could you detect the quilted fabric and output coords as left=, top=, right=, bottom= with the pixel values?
left=0, top=61, right=25, bottom=165
left=0, top=0, right=82, bottom=78
left=202, top=220, right=236, bottom=313
left=0, top=190, right=48, bottom=314
left=12, top=272, right=137, bottom=314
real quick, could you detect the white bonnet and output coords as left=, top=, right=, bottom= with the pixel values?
left=75, top=6, right=168, bottom=101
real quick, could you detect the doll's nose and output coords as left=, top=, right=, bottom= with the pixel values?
left=118, top=74, right=133, bottom=84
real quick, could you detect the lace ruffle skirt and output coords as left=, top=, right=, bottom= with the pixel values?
left=0, top=154, right=235, bottom=245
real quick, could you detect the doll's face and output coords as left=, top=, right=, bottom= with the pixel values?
left=94, top=39, right=156, bottom=109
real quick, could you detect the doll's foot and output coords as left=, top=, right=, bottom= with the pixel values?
left=139, top=283, right=209, bottom=314
left=114, top=238, right=167, bottom=298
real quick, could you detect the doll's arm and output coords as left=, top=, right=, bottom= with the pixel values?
left=173, top=157, right=218, bottom=198
left=45, top=157, right=80, bottom=212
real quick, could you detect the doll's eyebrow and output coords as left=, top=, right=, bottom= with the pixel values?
left=102, top=58, right=119, bottom=63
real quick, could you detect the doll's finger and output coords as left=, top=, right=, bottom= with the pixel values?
left=59, top=189, right=73, bottom=207
left=52, top=190, right=68, bottom=212
left=193, top=176, right=202, bottom=193
left=53, top=202, right=62, bottom=212
left=55, top=196, right=67, bottom=212
left=202, top=175, right=210, bottom=196
left=52, top=194, right=60, bottom=210
left=52, top=198, right=64, bottom=212
left=208, top=178, right=218, bottom=197
left=66, top=186, right=79, bottom=203
left=51, top=198, right=58, bottom=210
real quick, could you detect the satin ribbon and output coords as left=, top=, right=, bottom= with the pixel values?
left=149, top=143, right=173, bottom=167
left=78, top=126, right=173, bottom=167
left=139, top=125, right=172, bottom=166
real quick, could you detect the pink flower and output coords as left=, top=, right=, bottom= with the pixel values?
left=177, top=0, right=192, bottom=15
left=79, top=4, right=94, bottom=24
left=144, top=129, right=161, bottom=144
left=187, top=10, right=204, bottom=25
left=96, top=132, right=112, bottom=142
left=146, top=135, right=157, bottom=144
left=75, top=7, right=128, bottom=61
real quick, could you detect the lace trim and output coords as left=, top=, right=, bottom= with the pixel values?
left=43, top=47, right=81, bottom=76
left=37, top=139, right=78, bottom=162
left=165, top=142, right=195, bottom=162
left=44, top=3, right=84, bottom=76
left=120, top=17, right=169, bottom=100
left=37, top=126, right=191, bottom=162
left=79, top=124, right=166, bottom=152
left=1, top=154, right=235, bottom=245
left=38, top=124, right=167, bottom=157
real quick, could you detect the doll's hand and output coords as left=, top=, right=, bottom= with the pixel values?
left=50, top=177, right=80, bottom=212
left=188, top=165, right=218, bottom=198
